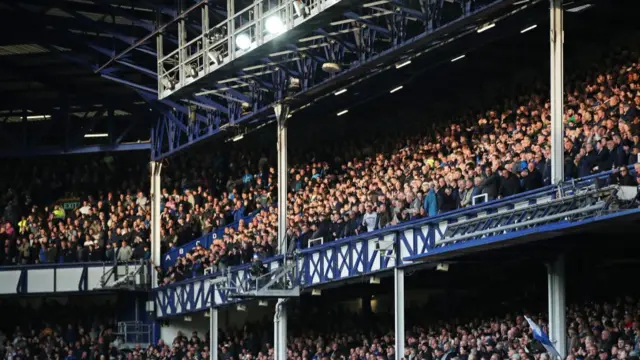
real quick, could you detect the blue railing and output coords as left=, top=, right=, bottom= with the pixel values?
left=161, top=209, right=261, bottom=268
left=157, top=166, right=634, bottom=290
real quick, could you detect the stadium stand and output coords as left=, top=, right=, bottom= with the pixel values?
left=3, top=46, right=640, bottom=287
left=2, top=259, right=639, bottom=360
left=159, top=47, right=640, bottom=284
left=2, top=2, right=640, bottom=360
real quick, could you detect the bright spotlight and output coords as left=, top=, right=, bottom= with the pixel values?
left=235, top=33, right=251, bottom=50
left=395, top=60, right=411, bottom=69
left=265, top=16, right=285, bottom=34
left=451, top=54, right=465, bottom=62
left=477, top=23, right=495, bottom=33
left=207, top=50, right=223, bottom=65
left=337, top=110, right=348, bottom=116
left=334, top=89, right=347, bottom=96
left=390, top=86, right=403, bottom=94
left=84, top=133, right=108, bottom=138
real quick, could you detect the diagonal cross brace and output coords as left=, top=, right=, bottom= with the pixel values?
left=344, top=11, right=392, bottom=35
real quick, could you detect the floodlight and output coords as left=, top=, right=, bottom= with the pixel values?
left=84, top=133, right=108, bottom=138
left=334, top=89, right=347, bottom=96
left=293, top=0, right=308, bottom=18
left=390, top=85, right=403, bottom=94
left=265, top=16, right=285, bottom=35
left=322, top=62, right=341, bottom=73
left=337, top=109, right=348, bottom=116
left=236, top=33, right=251, bottom=50
left=187, top=63, right=198, bottom=77
left=207, top=50, right=223, bottom=65
left=289, top=77, right=300, bottom=90
left=521, top=24, right=537, bottom=33
left=161, top=77, right=175, bottom=90
left=451, top=54, right=465, bottom=62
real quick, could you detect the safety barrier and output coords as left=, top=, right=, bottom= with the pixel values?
left=154, top=167, right=640, bottom=317
left=162, top=209, right=263, bottom=268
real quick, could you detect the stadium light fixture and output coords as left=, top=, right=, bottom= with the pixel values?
left=188, top=63, right=198, bottom=77
left=451, top=55, right=465, bottom=62
left=207, top=50, right=223, bottom=65
left=84, top=133, right=109, bottom=138
left=236, top=33, right=251, bottom=50
left=265, top=16, right=285, bottom=34
left=161, top=77, right=175, bottom=90
left=477, top=23, right=495, bottom=33
left=521, top=24, right=537, bottom=33
left=334, top=89, right=347, bottom=96
left=390, top=86, right=403, bottom=94
left=337, top=109, right=349, bottom=116
left=566, top=3, right=592, bottom=13
left=26, top=114, right=51, bottom=120
left=395, top=60, right=411, bottom=69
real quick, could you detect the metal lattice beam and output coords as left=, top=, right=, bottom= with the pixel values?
left=149, top=0, right=530, bottom=159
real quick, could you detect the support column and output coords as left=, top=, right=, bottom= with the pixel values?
left=150, top=161, right=163, bottom=287
left=547, top=256, right=566, bottom=359
left=394, top=268, right=405, bottom=360
left=273, top=103, right=290, bottom=360
left=227, top=0, right=235, bottom=60
left=210, top=308, right=218, bottom=360
left=550, top=0, right=564, bottom=184
left=156, top=12, right=164, bottom=94
left=202, top=3, right=210, bottom=74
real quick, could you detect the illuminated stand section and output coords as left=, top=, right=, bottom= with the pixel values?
left=153, top=0, right=580, bottom=359
left=157, top=0, right=357, bottom=99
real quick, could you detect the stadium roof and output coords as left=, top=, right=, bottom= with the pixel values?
left=0, top=0, right=616, bottom=157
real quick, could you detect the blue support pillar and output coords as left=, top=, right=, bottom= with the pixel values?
left=547, top=256, right=566, bottom=359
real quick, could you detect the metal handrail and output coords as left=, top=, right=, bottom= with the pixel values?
left=156, top=167, right=636, bottom=289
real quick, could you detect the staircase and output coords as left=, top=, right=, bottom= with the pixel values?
left=97, top=261, right=151, bottom=291
left=438, top=183, right=636, bottom=246
left=226, top=258, right=301, bottom=299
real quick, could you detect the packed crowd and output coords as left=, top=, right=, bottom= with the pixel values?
left=3, top=49, right=640, bottom=281
left=160, top=51, right=640, bottom=284
left=0, top=151, right=277, bottom=267
left=2, top=296, right=640, bottom=360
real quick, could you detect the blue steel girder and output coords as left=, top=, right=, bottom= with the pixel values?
left=151, top=103, right=223, bottom=160
left=136, top=89, right=220, bottom=124
left=286, top=44, right=327, bottom=65
left=47, top=0, right=178, bottom=49
left=385, top=7, right=409, bottom=45
left=263, top=57, right=301, bottom=79
left=91, top=2, right=155, bottom=31
left=390, top=0, right=426, bottom=20
left=419, top=0, right=445, bottom=31
left=151, top=0, right=524, bottom=159
left=354, top=26, right=377, bottom=63
left=295, top=57, right=318, bottom=91
left=344, top=11, right=392, bottom=36
left=15, top=1, right=157, bottom=53
left=0, top=107, right=150, bottom=158
left=313, top=28, right=357, bottom=53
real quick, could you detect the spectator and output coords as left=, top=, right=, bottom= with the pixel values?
left=117, top=241, right=133, bottom=262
